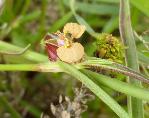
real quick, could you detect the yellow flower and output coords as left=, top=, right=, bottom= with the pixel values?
left=63, top=23, right=86, bottom=39
left=57, top=43, right=84, bottom=63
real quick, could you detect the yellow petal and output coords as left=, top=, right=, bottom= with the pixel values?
left=57, top=43, right=84, bottom=63
left=63, top=23, right=86, bottom=38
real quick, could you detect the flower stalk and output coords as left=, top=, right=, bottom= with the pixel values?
left=119, top=0, right=143, bottom=117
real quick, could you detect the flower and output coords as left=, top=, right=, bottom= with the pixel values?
left=43, top=33, right=59, bottom=61
left=46, top=44, right=58, bottom=61
left=63, top=23, right=86, bottom=39
left=57, top=42, right=84, bottom=63
left=43, top=23, right=86, bottom=63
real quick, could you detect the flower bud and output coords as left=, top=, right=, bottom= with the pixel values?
left=95, top=33, right=124, bottom=63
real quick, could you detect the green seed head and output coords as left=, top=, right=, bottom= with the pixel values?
left=95, top=33, right=124, bottom=63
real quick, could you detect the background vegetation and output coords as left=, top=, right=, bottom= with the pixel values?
left=0, top=0, right=149, bottom=118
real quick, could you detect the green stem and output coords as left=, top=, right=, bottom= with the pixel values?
left=119, top=0, right=143, bottom=118
left=0, top=63, right=62, bottom=72
left=21, top=0, right=31, bottom=15
left=1, top=62, right=149, bottom=102
left=39, top=0, right=47, bottom=33
left=0, top=41, right=48, bottom=62
left=0, top=64, right=38, bottom=71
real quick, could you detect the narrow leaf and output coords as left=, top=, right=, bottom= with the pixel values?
left=49, top=12, right=73, bottom=32
left=0, top=95, right=22, bottom=118
left=83, top=70, right=149, bottom=101
left=119, top=0, right=143, bottom=117
left=58, top=61, right=129, bottom=118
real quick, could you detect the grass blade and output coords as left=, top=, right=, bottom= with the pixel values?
left=0, top=41, right=48, bottom=62
left=83, top=70, right=149, bottom=101
left=63, top=0, right=118, bottom=15
left=73, top=14, right=97, bottom=38
left=0, top=95, right=22, bottom=118
left=102, top=16, right=119, bottom=33
left=82, top=58, right=149, bottom=84
left=69, top=0, right=97, bottom=38
left=95, top=0, right=149, bottom=17
left=0, top=62, right=62, bottom=72
left=119, top=0, right=143, bottom=117
left=20, top=100, right=42, bottom=118
left=94, top=0, right=119, bottom=3
left=49, top=12, right=73, bottom=32
left=58, top=61, right=129, bottom=118
left=130, top=0, right=149, bottom=17
left=138, top=51, right=149, bottom=64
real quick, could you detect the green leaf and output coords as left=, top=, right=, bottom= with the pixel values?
left=94, top=0, right=149, bottom=17
left=20, top=101, right=42, bottom=118
left=73, top=14, right=97, bottom=37
left=102, top=16, right=119, bottom=33
left=83, top=70, right=149, bottom=101
left=119, top=0, right=143, bottom=117
left=49, top=12, right=73, bottom=32
left=0, top=0, right=14, bottom=23
left=58, top=61, right=129, bottom=118
left=0, top=95, right=22, bottom=118
left=130, top=0, right=149, bottom=17
left=0, top=41, right=48, bottom=63
left=20, top=10, right=41, bottom=24
left=63, top=0, right=119, bottom=15
left=69, top=0, right=97, bottom=38
left=94, top=0, right=119, bottom=3
left=75, top=2, right=119, bottom=15
left=138, top=51, right=149, bottom=64
left=0, top=62, right=62, bottom=72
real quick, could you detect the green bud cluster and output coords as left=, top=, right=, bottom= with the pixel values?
left=95, top=33, right=124, bottom=63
